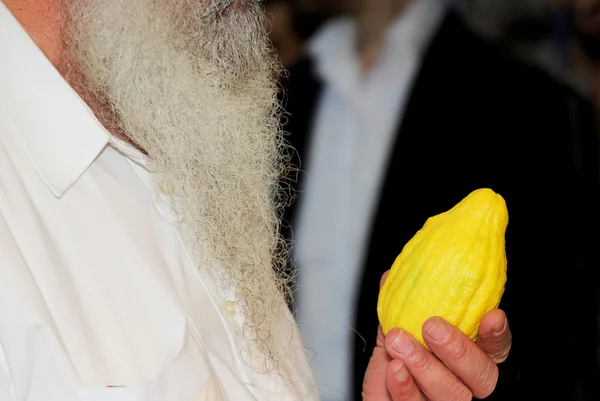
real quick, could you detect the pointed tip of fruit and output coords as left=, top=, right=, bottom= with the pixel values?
left=465, top=188, right=504, bottom=205
left=454, top=188, right=508, bottom=225
left=468, top=188, right=499, bottom=200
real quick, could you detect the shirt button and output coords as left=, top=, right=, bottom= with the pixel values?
left=158, top=180, right=175, bottom=195
left=222, top=300, right=237, bottom=318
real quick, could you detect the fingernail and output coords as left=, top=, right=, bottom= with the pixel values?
left=392, top=361, right=409, bottom=382
left=426, top=317, right=450, bottom=342
left=391, top=330, right=414, bottom=356
left=492, top=319, right=506, bottom=335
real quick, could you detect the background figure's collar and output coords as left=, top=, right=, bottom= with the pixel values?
left=307, top=0, right=450, bottom=79
left=0, top=2, right=110, bottom=198
left=306, top=0, right=449, bottom=101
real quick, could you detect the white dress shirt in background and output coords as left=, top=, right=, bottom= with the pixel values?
left=0, top=4, right=318, bottom=400
left=294, top=1, right=448, bottom=399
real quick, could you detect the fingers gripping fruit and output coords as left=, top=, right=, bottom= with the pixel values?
left=377, top=188, right=508, bottom=348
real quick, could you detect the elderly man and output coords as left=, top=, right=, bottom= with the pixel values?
left=0, top=1, right=511, bottom=400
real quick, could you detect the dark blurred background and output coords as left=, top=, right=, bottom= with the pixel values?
left=269, top=1, right=600, bottom=400
left=268, top=0, right=600, bottom=105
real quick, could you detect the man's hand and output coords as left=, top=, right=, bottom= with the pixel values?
left=362, top=271, right=512, bottom=400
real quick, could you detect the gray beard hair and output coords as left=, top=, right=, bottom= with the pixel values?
left=60, top=0, right=295, bottom=374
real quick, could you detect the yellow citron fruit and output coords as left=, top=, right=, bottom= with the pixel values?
left=377, top=188, right=508, bottom=348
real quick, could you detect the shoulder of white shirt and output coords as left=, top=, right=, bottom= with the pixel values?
left=0, top=3, right=110, bottom=199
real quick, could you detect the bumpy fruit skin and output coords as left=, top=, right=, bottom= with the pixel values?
left=377, top=188, right=508, bottom=348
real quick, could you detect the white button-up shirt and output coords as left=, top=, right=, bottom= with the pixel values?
left=294, top=0, right=448, bottom=399
left=0, top=4, right=318, bottom=400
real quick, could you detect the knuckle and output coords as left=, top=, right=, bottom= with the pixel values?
left=492, top=347, right=510, bottom=364
left=490, top=340, right=511, bottom=364
left=451, top=336, right=472, bottom=363
left=459, top=388, right=474, bottom=401
left=402, top=381, right=422, bottom=400
left=362, top=351, right=386, bottom=391
left=361, top=369, right=370, bottom=392
left=447, top=386, right=472, bottom=401
left=375, top=327, right=386, bottom=347
left=411, top=348, right=433, bottom=372
left=362, top=360, right=374, bottom=390
left=361, top=387, right=377, bottom=400
left=472, top=362, right=498, bottom=399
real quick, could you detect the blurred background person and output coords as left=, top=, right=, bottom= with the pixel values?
left=266, top=0, right=330, bottom=69
left=266, top=0, right=304, bottom=68
left=462, top=0, right=566, bottom=70
left=460, top=0, right=600, bottom=107
left=568, top=0, right=600, bottom=107
left=278, top=0, right=600, bottom=400
left=460, top=0, right=598, bottom=101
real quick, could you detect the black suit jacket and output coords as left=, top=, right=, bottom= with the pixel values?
left=281, top=11, right=600, bottom=401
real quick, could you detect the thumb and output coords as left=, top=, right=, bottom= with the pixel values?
left=362, top=326, right=393, bottom=401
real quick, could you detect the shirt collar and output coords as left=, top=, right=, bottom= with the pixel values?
left=0, top=3, right=110, bottom=198
left=307, top=0, right=450, bottom=83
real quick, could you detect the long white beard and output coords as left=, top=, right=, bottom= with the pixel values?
left=61, top=0, right=294, bottom=373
